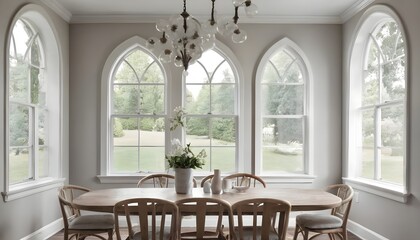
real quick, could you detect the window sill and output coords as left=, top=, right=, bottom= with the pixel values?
left=343, top=177, right=410, bottom=203
left=97, top=174, right=316, bottom=184
left=2, top=178, right=65, bottom=202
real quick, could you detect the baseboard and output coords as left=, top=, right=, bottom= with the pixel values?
left=347, top=219, right=389, bottom=240
left=20, top=218, right=63, bottom=240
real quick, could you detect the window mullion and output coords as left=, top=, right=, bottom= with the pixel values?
left=28, top=106, right=35, bottom=180
left=374, top=106, right=382, bottom=181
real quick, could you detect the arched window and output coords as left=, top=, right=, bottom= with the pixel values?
left=184, top=49, right=239, bottom=173
left=256, top=38, right=311, bottom=176
left=4, top=4, right=62, bottom=201
left=101, top=36, right=167, bottom=174
left=347, top=5, right=408, bottom=199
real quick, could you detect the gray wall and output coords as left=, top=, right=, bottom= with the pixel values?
left=69, top=23, right=342, bottom=188
left=0, top=1, right=69, bottom=240
left=343, top=0, right=420, bottom=239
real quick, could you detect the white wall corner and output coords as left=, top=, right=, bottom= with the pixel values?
left=40, top=0, right=72, bottom=22
left=340, top=0, right=375, bottom=23
left=20, top=218, right=63, bottom=240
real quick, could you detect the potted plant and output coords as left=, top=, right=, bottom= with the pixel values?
left=166, top=107, right=206, bottom=194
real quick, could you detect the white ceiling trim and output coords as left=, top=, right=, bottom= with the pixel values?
left=42, top=0, right=373, bottom=25
left=40, top=0, right=72, bottom=22
left=70, top=14, right=343, bottom=24
left=340, top=0, right=374, bottom=23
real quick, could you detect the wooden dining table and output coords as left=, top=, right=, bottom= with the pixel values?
left=73, top=187, right=341, bottom=212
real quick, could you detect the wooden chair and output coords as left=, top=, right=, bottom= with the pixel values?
left=231, top=198, right=291, bottom=240
left=137, top=173, right=197, bottom=188
left=58, top=185, right=114, bottom=240
left=176, top=198, right=234, bottom=240
left=293, top=184, right=354, bottom=240
left=200, top=174, right=214, bottom=187
left=113, top=198, right=178, bottom=240
left=224, top=173, right=267, bottom=188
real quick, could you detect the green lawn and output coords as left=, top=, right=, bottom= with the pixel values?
left=8, top=131, right=404, bottom=185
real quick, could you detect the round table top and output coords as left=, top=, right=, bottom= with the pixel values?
left=73, top=187, right=341, bottom=212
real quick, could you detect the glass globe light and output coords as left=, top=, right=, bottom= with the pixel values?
left=156, top=19, right=169, bottom=32
left=232, top=28, right=247, bottom=43
left=174, top=55, right=184, bottom=68
left=146, top=37, right=159, bottom=51
left=232, top=0, right=245, bottom=7
left=245, top=3, right=258, bottom=16
left=159, top=49, right=173, bottom=63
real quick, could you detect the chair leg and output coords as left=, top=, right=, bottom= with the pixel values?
left=293, top=225, right=300, bottom=240
left=108, top=229, right=113, bottom=240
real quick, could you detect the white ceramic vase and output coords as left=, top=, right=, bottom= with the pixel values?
left=211, top=169, right=222, bottom=194
left=175, top=168, right=193, bottom=194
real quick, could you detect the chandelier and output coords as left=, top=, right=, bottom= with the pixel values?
left=146, top=0, right=258, bottom=71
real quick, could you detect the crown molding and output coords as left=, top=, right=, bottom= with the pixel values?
left=340, top=0, right=374, bottom=23
left=70, top=14, right=342, bottom=24
left=41, top=0, right=373, bottom=25
left=40, top=0, right=72, bottom=22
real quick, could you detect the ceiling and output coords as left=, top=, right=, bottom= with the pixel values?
left=42, top=0, right=374, bottom=24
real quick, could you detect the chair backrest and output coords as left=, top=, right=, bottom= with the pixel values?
left=200, top=174, right=214, bottom=187
left=137, top=173, right=197, bottom=188
left=176, top=197, right=234, bottom=240
left=327, top=184, right=354, bottom=225
left=232, top=198, right=291, bottom=240
left=224, top=173, right=267, bottom=188
left=114, top=198, right=178, bottom=240
left=58, top=185, right=91, bottom=229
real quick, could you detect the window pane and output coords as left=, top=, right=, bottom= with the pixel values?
left=262, top=118, right=304, bottom=173
left=380, top=105, right=404, bottom=184
left=113, top=117, right=139, bottom=146
left=38, top=109, right=48, bottom=146
left=261, top=64, right=279, bottom=84
left=139, top=118, right=165, bottom=146
left=211, top=118, right=236, bottom=146
left=210, top=147, right=236, bottom=172
left=212, top=62, right=234, bottom=83
left=269, top=51, right=294, bottom=82
left=38, top=146, right=48, bottom=178
left=12, top=20, right=32, bottom=61
left=364, top=42, right=380, bottom=106
left=186, top=117, right=210, bottom=146
left=185, top=85, right=210, bottom=114
left=139, top=85, right=164, bottom=114
left=211, top=84, right=235, bottom=114
left=360, top=109, right=375, bottom=180
left=139, top=147, right=165, bottom=172
left=261, top=84, right=304, bottom=115
left=143, top=62, right=164, bottom=84
left=262, top=146, right=303, bottom=173
left=185, top=63, right=208, bottom=84
left=112, top=117, right=165, bottom=173
left=112, top=146, right=138, bottom=173
left=9, top=147, right=31, bottom=184
left=113, top=85, right=139, bottom=114
left=9, top=103, right=30, bottom=146
left=284, top=61, right=303, bottom=83
left=381, top=58, right=405, bottom=102
left=31, top=38, right=42, bottom=67
left=114, top=50, right=158, bottom=84
left=9, top=60, right=30, bottom=103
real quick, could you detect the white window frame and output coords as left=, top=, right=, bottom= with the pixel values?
left=182, top=47, right=242, bottom=175
left=99, top=36, right=170, bottom=179
left=2, top=4, right=64, bottom=202
left=344, top=5, right=410, bottom=203
left=255, top=37, right=314, bottom=182
left=98, top=39, right=244, bottom=183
